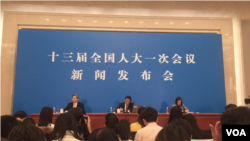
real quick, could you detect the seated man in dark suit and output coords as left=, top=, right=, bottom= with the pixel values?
left=117, top=96, right=134, bottom=112
left=64, top=94, right=85, bottom=112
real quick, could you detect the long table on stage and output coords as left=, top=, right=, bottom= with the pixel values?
left=29, top=113, right=220, bottom=131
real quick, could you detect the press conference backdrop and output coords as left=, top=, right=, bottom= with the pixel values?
left=13, top=29, right=226, bottom=115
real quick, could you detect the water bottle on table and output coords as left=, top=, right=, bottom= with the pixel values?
left=110, top=107, right=112, bottom=113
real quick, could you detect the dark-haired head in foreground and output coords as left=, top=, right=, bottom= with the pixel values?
left=135, top=107, right=162, bottom=141
left=49, top=113, right=82, bottom=140
left=225, top=104, right=237, bottom=110
left=22, top=118, right=36, bottom=126
left=158, top=123, right=191, bottom=141
left=68, top=107, right=84, bottom=123
left=184, top=114, right=212, bottom=139
left=87, top=127, right=119, bottom=141
left=221, top=106, right=250, bottom=125
left=8, top=124, right=45, bottom=141
left=106, top=116, right=119, bottom=130
left=115, top=119, right=131, bottom=140
left=68, top=107, right=90, bottom=140
left=168, top=106, right=183, bottom=123
left=141, top=107, right=158, bottom=125
left=105, top=113, right=117, bottom=121
left=209, top=106, right=250, bottom=141
left=1, top=115, right=20, bottom=139
left=38, top=106, right=53, bottom=127
left=13, top=111, right=28, bottom=122
left=170, top=118, right=192, bottom=138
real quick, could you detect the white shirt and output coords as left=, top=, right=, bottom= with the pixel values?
left=73, top=102, right=77, bottom=108
left=134, top=122, right=162, bottom=141
left=124, top=104, right=127, bottom=111
left=52, top=130, right=82, bottom=141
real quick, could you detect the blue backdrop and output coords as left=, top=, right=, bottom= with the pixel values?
left=13, top=29, right=226, bottom=115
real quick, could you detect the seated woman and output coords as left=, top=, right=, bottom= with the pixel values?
left=38, top=106, right=54, bottom=128
left=130, top=107, right=146, bottom=132
left=172, top=97, right=189, bottom=113
left=168, top=106, right=183, bottom=124
left=49, top=113, right=83, bottom=141
left=184, top=114, right=212, bottom=139
left=38, top=106, right=54, bottom=140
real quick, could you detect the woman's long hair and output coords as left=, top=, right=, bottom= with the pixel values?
left=106, top=116, right=119, bottom=130
left=184, top=114, right=211, bottom=139
left=115, top=119, right=131, bottom=140
left=49, top=113, right=82, bottom=141
left=68, top=108, right=83, bottom=123
left=87, top=127, right=119, bottom=141
left=162, top=124, right=191, bottom=141
left=137, top=107, right=146, bottom=127
left=38, top=106, right=53, bottom=127
left=105, top=113, right=116, bottom=121
left=168, top=106, right=183, bottom=123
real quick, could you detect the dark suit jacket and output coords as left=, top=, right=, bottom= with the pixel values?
left=64, top=102, right=85, bottom=112
left=118, top=102, right=134, bottom=112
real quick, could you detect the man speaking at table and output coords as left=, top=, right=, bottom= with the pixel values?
left=64, top=94, right=85, bottom=112
left=117, top=96, right=134, bottom=112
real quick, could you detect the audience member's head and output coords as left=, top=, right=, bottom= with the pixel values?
left=184, top=114, right=212, bottom=139
left=1, top=115, right=20, bottom=139
left=38, top=106, right=53, bottom=127
left=160, top=123, right=191, bottom=141
left=87, top=127, right=120, bottom=141
left=49, top=113, right=82, bottom=140
left=8, top=124, right=45, bottom=141
left=170, top=118, right=192, bottom=138
left=106, top=116, right=119, bottom=130
left=221, top=106, right=250, bottom=125
left=13, top=111, right=28, bottom=122
left=22, top=118, right=36, bottom=126
left=175, top=97, right=183, bottom=106
left=115, top=119, right=131, bottom=140
left=141, top=107, right=158, bottom=126
left=137, top=107, right=146, bottom=127
left=168, top=106, right=183, bottom=123
left=225, top=104, right=237, bottom=110
left=68, top=107, right=83, bottom=123
left=105, top=113, right=116, bottom=121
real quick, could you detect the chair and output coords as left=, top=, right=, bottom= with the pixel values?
left=131, top=105, right=143, bottom=113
